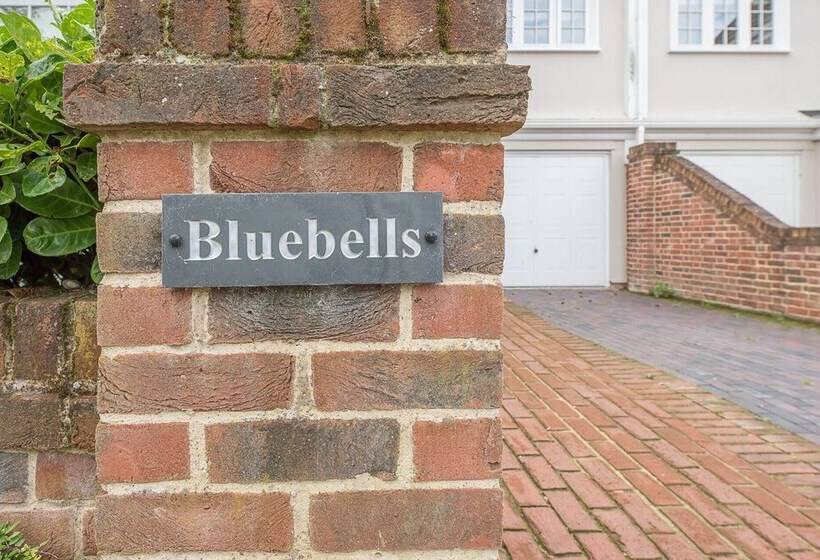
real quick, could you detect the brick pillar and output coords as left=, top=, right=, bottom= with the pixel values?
left=67, top=1, right=528, bottom=557
left=626, top=142, right=679, bottom=293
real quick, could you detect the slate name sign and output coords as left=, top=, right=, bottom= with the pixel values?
left=161, top=193, right=444, bottom=288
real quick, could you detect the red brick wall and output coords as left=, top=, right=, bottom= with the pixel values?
left=65, top=0, right=529, bottom=557
left=0, top=290, right=99, bottom=558
left=627, top=142, right=820, bottom=323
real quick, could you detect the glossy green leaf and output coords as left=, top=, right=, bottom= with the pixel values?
left=20, top=103, right=63, bottom=134
left=22, top=160, right=66, bottom=197
left=0, top=83, right=14, bottom=104
left=76, top=134, right=99, bottom=149
left=0, top=12, right=45, bottom=60
left=76, top=151, right=96, bottom=181
left=0, top=143, right=24, bottom=158
left=0, top=229, right=11, bottom=264
left=0, top=159, right=24, bottom=176
left=0, top=176, right=15, bottom=204
left=0, top=216, right=7, bottom=242
left=16, top=178, right=97, bottom=218
left=0, top=238, right=21, bottom=279
left=0, top=51, right=24, bottom=81
left=60, top=2, right=95, bottom=43
left=23, top=53, right=63, bottom=85
left=23, top=214, right=96, bottom=256
left=90, top=254, right=102, bottom=284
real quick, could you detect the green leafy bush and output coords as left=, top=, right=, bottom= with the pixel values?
left=0, top=0, right=101, bottom=287
left=0, top=524, right=41, bottom=560
left=651, top=282, right=676, bottom=299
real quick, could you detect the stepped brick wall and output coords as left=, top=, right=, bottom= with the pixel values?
left=627, top=143, right=820, bottom=323
left=60, top=0, right=530, bottom=558
left=0, top=290, right=98, bottom=558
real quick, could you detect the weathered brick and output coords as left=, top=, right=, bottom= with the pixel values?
left=12, top=295, right=66, bottom=381
left=172, top=0, right=231, bottom=55
left=96, top=212, right=161, bottom=272
left=71, top=297, right=99, bottom=381
left=310, top=489, right=502, bottom=552
left=0, top=298, right=9, bottom=373
left=35, top=452, right=97, bottom=500
left=627, top=143, right=820, bottom=323
left=445, top=214, right=505, bottom=274
left=312, top=0, right=367, bottom=52
left=206, top=419, right=399, bottom=482
left=82, top=509, right=97, bottom=556
left=324, top=65, right=530, bottom=133
left=64, top=64, right=272, bottom=129
left=414, top=419, right=501, bottom=480
left=414, top=143, right=504, bottom=202
left=0, top=452, right=28, bottom=503
left=275, top=65, right=321, bottom=130
left=0, top=394, right=63, bottom=450
left=99, top=352, right=293, bottom=414
left=96, top=492, right=292, bottom=553
left=68, top=395, right=98, bottom=451
left=210, top=141, right=402, bottom=193
left=100, top=0, right=162, bottom=54
left=97, top=141, right=193, bottom=201
left=239, top=0, right=303, bottom=57
left=208, top=286, right=399, bottom=343
left=377, top=0, right=439, bottom=55
left=2, top=510, right=75, bottom=559
left=313, top=350, right=502, bottom=410
left=97, top=423, right=190, bottom=483
left=446, top=0, right=506, bottom=53
left=412, top=284, right=503, bottom=339
left=97, top=286, right=192, bottom=347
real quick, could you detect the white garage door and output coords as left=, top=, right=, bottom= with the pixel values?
left=503, top=152, right=609, bottom=287
left=685, top=152, right=800, bottom=226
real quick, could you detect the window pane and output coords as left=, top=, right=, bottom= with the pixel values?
left=714, top=0, right=739, bottom=45
left=751, top=0, right=775, bottom=45
left=524, top=0, right=550, bottom=44
left=561, top=0, right=586, bottom=44
left=678, top=0, right=703, bottom=45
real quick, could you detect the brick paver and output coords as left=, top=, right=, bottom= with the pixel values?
left=507, top=289, right=820, bottom=443
left=501, top=302, right=820, bottom=559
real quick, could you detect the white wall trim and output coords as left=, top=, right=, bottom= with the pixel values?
left=508, top=118, right=820, bottom=142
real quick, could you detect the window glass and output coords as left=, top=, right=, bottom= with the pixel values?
left=750, top=0, right=774, bottom=45
left=523, top=0, right=550, bottom=45
left=678, top=0, right=703, bottom=44
left=714, top=0, right=739, bottom=45
left=561, top=0, right=585, bottom=44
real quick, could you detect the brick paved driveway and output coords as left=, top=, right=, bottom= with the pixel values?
left=501, top=302, right=820, bottom=559
left=507, top=289, right=820, bottom=444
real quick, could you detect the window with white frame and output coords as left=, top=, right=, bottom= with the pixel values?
left=0, top=0, right=83, bottom=38
left=670, top=0, right=789, bottom=51
left=506, top=0, right=599, bottom=51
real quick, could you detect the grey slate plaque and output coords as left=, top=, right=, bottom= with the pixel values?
left=161, top=193, right=443, bottom=288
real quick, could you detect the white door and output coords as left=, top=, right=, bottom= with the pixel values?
left=503, top=152, right=609, bottom=287
left=685, top=152, right=800, bottom=226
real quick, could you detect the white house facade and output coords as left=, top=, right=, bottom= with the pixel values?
left=504, top=0, right=820, bottom=287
